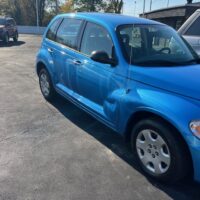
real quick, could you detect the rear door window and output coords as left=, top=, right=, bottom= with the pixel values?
left=56, top=18, right=83, bottom=49
left=185, top=16, right=200, bottom=36
left=10, top=19, right=15, bottom=26
left=46, top=18, right=62, bottom=41
left=12, top=19, right=16, bottom=25
left=7, top=19, right=13, bottom=26
left=0, top=19, right=5, bottom=25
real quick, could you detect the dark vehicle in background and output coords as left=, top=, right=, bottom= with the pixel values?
left=0, top=17, right=18, bottom=44
left=178, top=9, right=200, bottom=56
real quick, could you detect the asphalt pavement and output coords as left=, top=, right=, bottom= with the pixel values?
left=0, top=35, right=200, bottom=200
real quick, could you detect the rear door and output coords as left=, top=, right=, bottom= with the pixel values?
left=43, top=17, right=63, bottom=82
left=53, top=18, right=84, bottom=93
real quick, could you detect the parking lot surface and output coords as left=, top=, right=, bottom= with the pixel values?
left=0, top=35, right=200, bottom=200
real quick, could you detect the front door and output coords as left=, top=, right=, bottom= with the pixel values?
left=74, top=22, right=122, bottom=123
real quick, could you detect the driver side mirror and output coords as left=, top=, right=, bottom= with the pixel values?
left=90, top=51, right=118, bottom=66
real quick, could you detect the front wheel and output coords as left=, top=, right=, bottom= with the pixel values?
left=13, top=32, right=18, bottom=42
left=39, top=68, right=56, bottom=101
left=131, top=118, right=191, bottom=183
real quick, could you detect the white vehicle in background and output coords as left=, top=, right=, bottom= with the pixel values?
left=178, top=9, right=200, bottom=56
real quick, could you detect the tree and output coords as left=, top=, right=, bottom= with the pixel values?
left=187, top=0, right=193, bottom=3
left=0, top=0, right=24, bottom=24
left=73, top=0, right=123, bottom=13
left=73, top=0, right=105, bottom=12
left=0, top=0, right=57, bottom=26
left=60, top=0, right=74, bottom=13
left=105, top=0, right=123, bottom=13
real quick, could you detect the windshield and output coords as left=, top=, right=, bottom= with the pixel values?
left=0, top=19, right=5, bottom=25
left=117, top=24, right=199, bottom=66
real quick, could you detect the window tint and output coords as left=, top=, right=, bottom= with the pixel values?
left=119, top=26, right=141, bottom=58
left=80, top=22, right=113, bottom=58
left=13, top=19, right=16, bottom=25
left=56, top=18, right=82, bottom=49
left=46, top=18, right=62, bottom=41
left=7, top=20, right=11, bottom=25
left=11, top=19, right=15, bottom=25
left=0, top=19, right=5, bottom=25
left=118, top=24, right=197, bottom=66
left=7, top=19, right=15, bottom=25
left=185, top=16, right=200, bottom=36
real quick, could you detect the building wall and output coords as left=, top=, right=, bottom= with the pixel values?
left=17, top=26, right=46, bottom=35
left=141, top=5, right=200, bottom=30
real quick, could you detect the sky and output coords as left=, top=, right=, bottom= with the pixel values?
left=123, top=0, right=200, bottom=16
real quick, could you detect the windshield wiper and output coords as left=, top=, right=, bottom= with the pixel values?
left=183, top=58, right=200, bottom=64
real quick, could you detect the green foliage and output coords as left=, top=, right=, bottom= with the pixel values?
left=73, top=0, right=105, bottom=12
left=187, top=0, right=193, bottom=3
left=0, top=0, right=56, bottom=26
left=73, top=0, right=123, bottom=13
left=60, top=0, right=74, bottom=13
left=105, top=0, right=123, bottom=13
left=0, top=0, right=124, bottom=26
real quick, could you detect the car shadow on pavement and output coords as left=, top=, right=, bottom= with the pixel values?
left=50, top=95, right=200, bottom=200
left=0, top=41, right=25, bottom=47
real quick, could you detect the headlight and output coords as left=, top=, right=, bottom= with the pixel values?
left=190, top=120, right=200, bottom=139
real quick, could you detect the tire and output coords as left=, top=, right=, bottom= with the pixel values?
left=131, top=118, right=190, bottom=183
left=3, top=33, right=9, bottom=44
left=13, top=32, right=18, bottom=42
left=39, top=68, right=56, bottom=101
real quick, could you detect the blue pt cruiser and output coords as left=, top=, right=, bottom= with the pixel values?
left=36, top=13, right=200, bottom=183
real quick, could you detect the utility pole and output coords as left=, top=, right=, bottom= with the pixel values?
left=36, top=0, right=39, bottom=27
left=55, top=0, right=59, bottom=14
left=143, top=0, right=146, bottom=17
left=133, top=1, right=137, bottom=16
left=150, top=0, right=152, bottom=11
left=167, top=0, right=170, bottom=7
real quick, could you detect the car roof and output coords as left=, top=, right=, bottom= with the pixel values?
left=57, top=12, right=162, bottom=28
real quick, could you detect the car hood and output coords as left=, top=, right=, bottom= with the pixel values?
left=130, top=65, right=200, bottom=101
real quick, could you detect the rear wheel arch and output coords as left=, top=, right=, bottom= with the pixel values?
left=37, top=62, right=48, bottom=76
left=125, top=110, right=193, bottom=176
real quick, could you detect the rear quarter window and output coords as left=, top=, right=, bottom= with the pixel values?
left=46, top=18, right=62, bottom=41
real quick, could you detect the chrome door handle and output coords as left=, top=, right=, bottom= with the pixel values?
left=73, top=60, right=82, bottom=65
left=48, top=48, right=54, bottom=53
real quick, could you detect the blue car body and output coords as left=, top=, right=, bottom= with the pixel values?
left=36, top=13, right=200, bottom=182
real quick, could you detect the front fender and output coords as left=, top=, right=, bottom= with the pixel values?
left=118, top=81, right=200, bottom=142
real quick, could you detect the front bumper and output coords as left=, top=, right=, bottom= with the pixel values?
left=187, top=135, right=200, bottom=182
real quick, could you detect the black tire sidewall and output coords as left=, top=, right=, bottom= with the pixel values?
left=13, top=32, right=18, bottom=42
left=4, top=33, right=9, bottom=44
left=39, top=68, right=55, bottom=101
left=131, top=118, right=189, bottom=183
